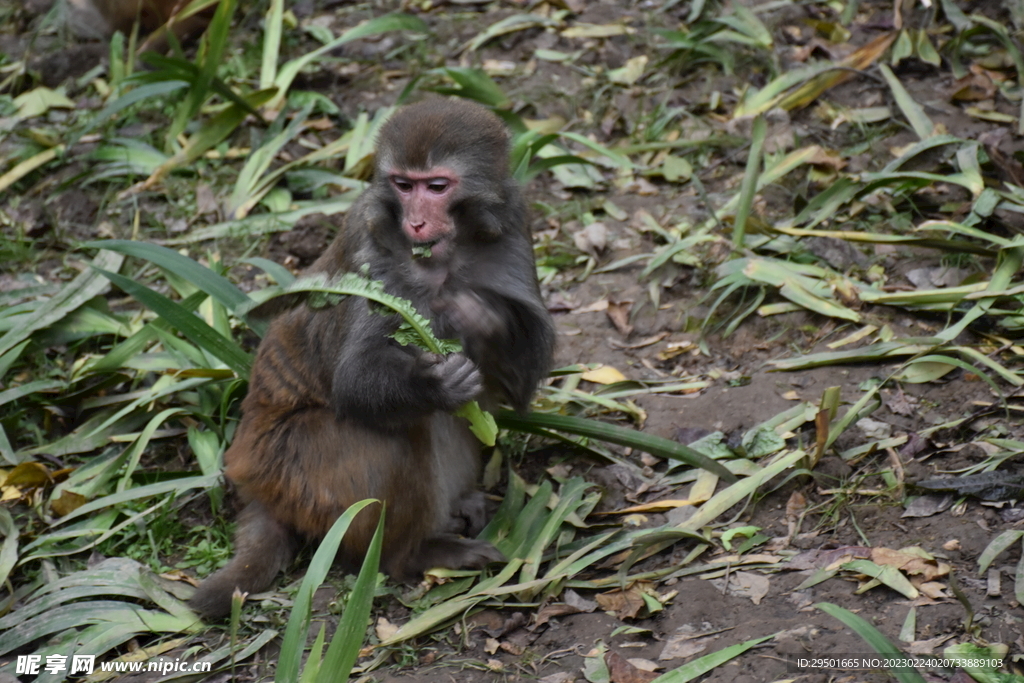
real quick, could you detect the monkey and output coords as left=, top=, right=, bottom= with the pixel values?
left=188, top=98, right=556, bottom=619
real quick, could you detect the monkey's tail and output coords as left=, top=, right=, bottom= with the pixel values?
left=188, top=501, right=296, bottom=619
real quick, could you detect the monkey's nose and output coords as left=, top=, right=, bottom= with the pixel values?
left=410, top=221, right=425, bottom=233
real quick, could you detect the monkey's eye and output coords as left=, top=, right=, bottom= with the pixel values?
left=391, top=178, right=413, bottom=193
left=427, top=180, right=450, bottom=194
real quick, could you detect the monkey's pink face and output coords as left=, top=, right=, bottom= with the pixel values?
left=389, top=169, right=459, bottom=247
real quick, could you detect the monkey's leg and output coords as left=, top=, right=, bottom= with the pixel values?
left=188, top=501, right=296, bottom=619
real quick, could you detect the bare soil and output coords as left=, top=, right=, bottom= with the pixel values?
left=5, top=0, right=1024, bottom=681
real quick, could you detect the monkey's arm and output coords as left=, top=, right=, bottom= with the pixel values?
left=455, top=291, right=554, bottom=413
left=331, top=302, right=483, bottom=428
left=442, top=238, right=555, bottom=412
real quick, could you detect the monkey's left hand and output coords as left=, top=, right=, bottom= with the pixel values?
left=434, top=291, right=506, bottom=342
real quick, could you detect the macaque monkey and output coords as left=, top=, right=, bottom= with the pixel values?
left=189, top=98, right=556, bottom=619
left=65, top=0, right=209, bottom=49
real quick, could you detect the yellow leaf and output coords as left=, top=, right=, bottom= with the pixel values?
left=561, top=23, right=633, bottom=38
left=581, top=365, right=627, bottom=384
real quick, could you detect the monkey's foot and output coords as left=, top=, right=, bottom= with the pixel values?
left=415, top=535, right=504, bottom=574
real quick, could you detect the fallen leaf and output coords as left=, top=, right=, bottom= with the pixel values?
left=606, top=300, right=634, bottom=336
left=608, top=56, right=648, bottom=85
left=605, top=650, right=658, bottom=683
left=574, top=299, right=610, bottom=314
left=608, top=332, right=668, bottom=350
left=50, top=490, right=87, bottom=517
left=596, top=499, right=691, bottom=515
left=581, top=365, right=627, bottom=384
left=658, top=631, right=711, bottom=661
left=485, top=638, right=500, bottom=654
left=574, top=222, right=609, bottom=255
left=710, top=571, right=770, bottom=604
left=595, top=587, right=646, bottom=619
left=3, top=461, right=51, bottom=488
left=375, top=617, right=399, bottom=641
left=562, top=23, right=634, bottom=38
left=902, top=493, right=953, bottom=518
left=539, top=673, right=576, bottom=683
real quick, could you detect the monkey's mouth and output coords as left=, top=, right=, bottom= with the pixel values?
left=411, top=236, right=451, bottom=259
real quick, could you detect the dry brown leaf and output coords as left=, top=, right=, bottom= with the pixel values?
left=574, top=299, right=609, bottom=314
left=870, top=547, right=948, bottom=581
left=914, top=581, right=948, bottom=599
left=375, top=617, right=399, bottom=641
left=595, top=587, right=646, bottom=619
left=3, top=461, right=51, bottom=488
left=605, top=650, right=658, bottom=683
left=658, top=631, right=711, bottom=661
left=538, top=674, right=576, bottom=683
left=564, top=589, right=598, bottom=613
left=606, top=300, right=634, bottom=336
left=485, top=638, right=500, bottom=655
left=50, top=490, right=86, bottom=517
left=573, top=221, right=608, bottom=255
left=779, top=31, right=898, bottom=111
left=711, top=570, right=770, bottom=605
left=607, top=332, right=668, bottom=350
left=534, top=603, right=585, bottom=628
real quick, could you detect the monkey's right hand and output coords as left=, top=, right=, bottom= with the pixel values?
left=416, top=352, right=483, bottom=411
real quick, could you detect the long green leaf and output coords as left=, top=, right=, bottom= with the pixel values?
left=270, top=14, right=426, bottom=111
left=84, top=241, right=250, bottom=311
left=817, top=602, right=927, bottom=683
left=650, top=634, right=775, bottom=682
left=93, top=268, right=252, bottom=378
left=495, top=411, right=736, bottom=482
left=0, top=250, right=124, bottom=357
left=276, top=499, right=379, bottom=683
left=318, top=505, right=385, bottom=681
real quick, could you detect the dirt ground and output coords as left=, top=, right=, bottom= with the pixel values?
left=5, top=0, right=1024, bottom=681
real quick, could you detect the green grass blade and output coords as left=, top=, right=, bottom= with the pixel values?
left=494, top=411, right=736, bottom=482
left=0, top=509, right=17, bottom=589
left=0, top=250, right=124, bottom=357
left=276, top=499, right=379, bottom=683
left=84, top=241, right=249, bottom=310
left=816, top=602, right=927, bottom=683
left=317, top=506, right=385, bottom=682
left=92, top=268, right=252, bottom=378
left=878, top=64, right=934, bottom=140
left=271, top=14, right=426, bottom=111
left=650, top=634, right=775, bottom=682
left=977, top=530, right=1024, bottom=574
left=261, top=0, right=284, bottom=89
left=732, top=114, right=765, bottom=248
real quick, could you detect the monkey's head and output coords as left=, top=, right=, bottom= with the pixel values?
left=374, top=99, right=512, bottom=252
